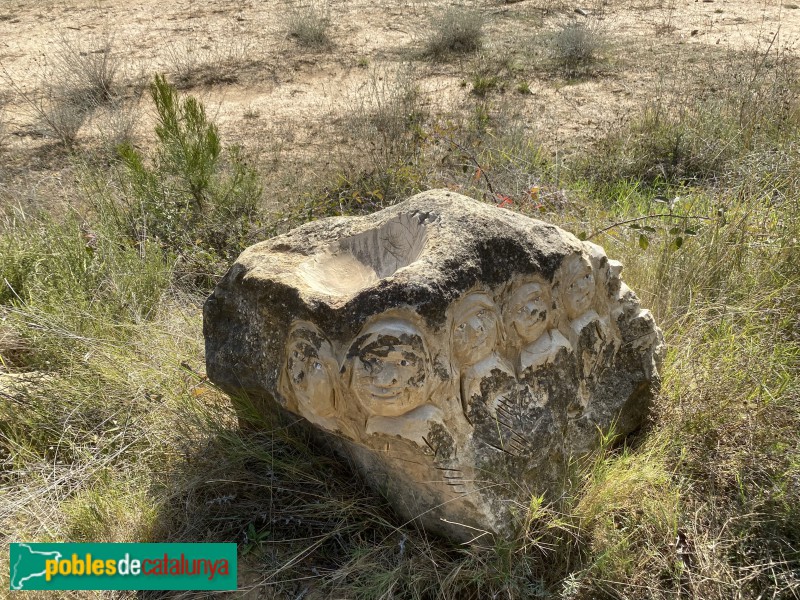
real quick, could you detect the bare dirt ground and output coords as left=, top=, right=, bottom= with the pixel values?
left=1, top=0, right=799, bottom=207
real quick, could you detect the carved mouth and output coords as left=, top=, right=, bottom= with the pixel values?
left=469, top=334, right=492, bottom=351
left=574, top=290, right=592, bottom=309
left=370, top=388, right=404, bottom=400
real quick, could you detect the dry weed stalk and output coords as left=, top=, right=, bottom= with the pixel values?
left=164, top=32, right=259, bottom=89
left=286, top=1, right=332, bottom=49
left=424, top=6, right=484, bottom=59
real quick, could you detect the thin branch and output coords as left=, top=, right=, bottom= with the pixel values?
left=433, top=132, right=496, bottom=197
left=586, top=213, right=715, bottom=240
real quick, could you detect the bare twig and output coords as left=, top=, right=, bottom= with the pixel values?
left=434, top=132, right=496, bottom=197
left=586, top=213, right=714, bottom=240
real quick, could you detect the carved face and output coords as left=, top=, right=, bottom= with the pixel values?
left=452, top=292, right=500, bottom=366
left=284, top=325, right=337, bottom=419
left=584, top=241, right=622, bottom=301
left=349, top=320, right=430, bottom=417
left=506, top=279, right=551, bottom=344
left=561, top=254, right=595, bottom=319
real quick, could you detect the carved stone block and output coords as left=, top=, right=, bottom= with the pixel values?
left=204, top=190, right=665, bottom=543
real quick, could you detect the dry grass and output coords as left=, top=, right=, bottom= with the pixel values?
left=1, top=30, right=126, bottom=148
left=0, top=103, right=7, bottom=154
left=423, top=6, right=484, bottom=59
left=52, top=32, right=120, bottom=105
left=286, top=1, right=332, bottom=50
left=164, top=34, right=263, bottom=89
left=93, top=95, right=141, bottom=153
left=549, top=19, right=608, bottom=78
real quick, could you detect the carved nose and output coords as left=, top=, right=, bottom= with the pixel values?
left=375, top=371, right=398, bottom=386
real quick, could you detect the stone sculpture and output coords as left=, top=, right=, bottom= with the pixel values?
left=204, top=190, right=665, bottom=543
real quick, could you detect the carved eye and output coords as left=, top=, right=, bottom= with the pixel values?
left=312, top=361, right=322, bottom=371
left=400, top=359, right=409, bottom=367
left=457, top=323, right=466, bottom=332
left=477, top=309, right=486, bottom=318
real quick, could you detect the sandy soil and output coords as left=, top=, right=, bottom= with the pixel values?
left=1, top=0, right=799, bottom=203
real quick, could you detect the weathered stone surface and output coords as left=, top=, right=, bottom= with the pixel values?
left=204, top=190, right=665, bottom=543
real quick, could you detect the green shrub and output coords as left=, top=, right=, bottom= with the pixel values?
left=587, top=103, right=738, bottom=185
left=471, top=73, right=498, bottom=97
left=117, top=75, right=261, bottom=287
